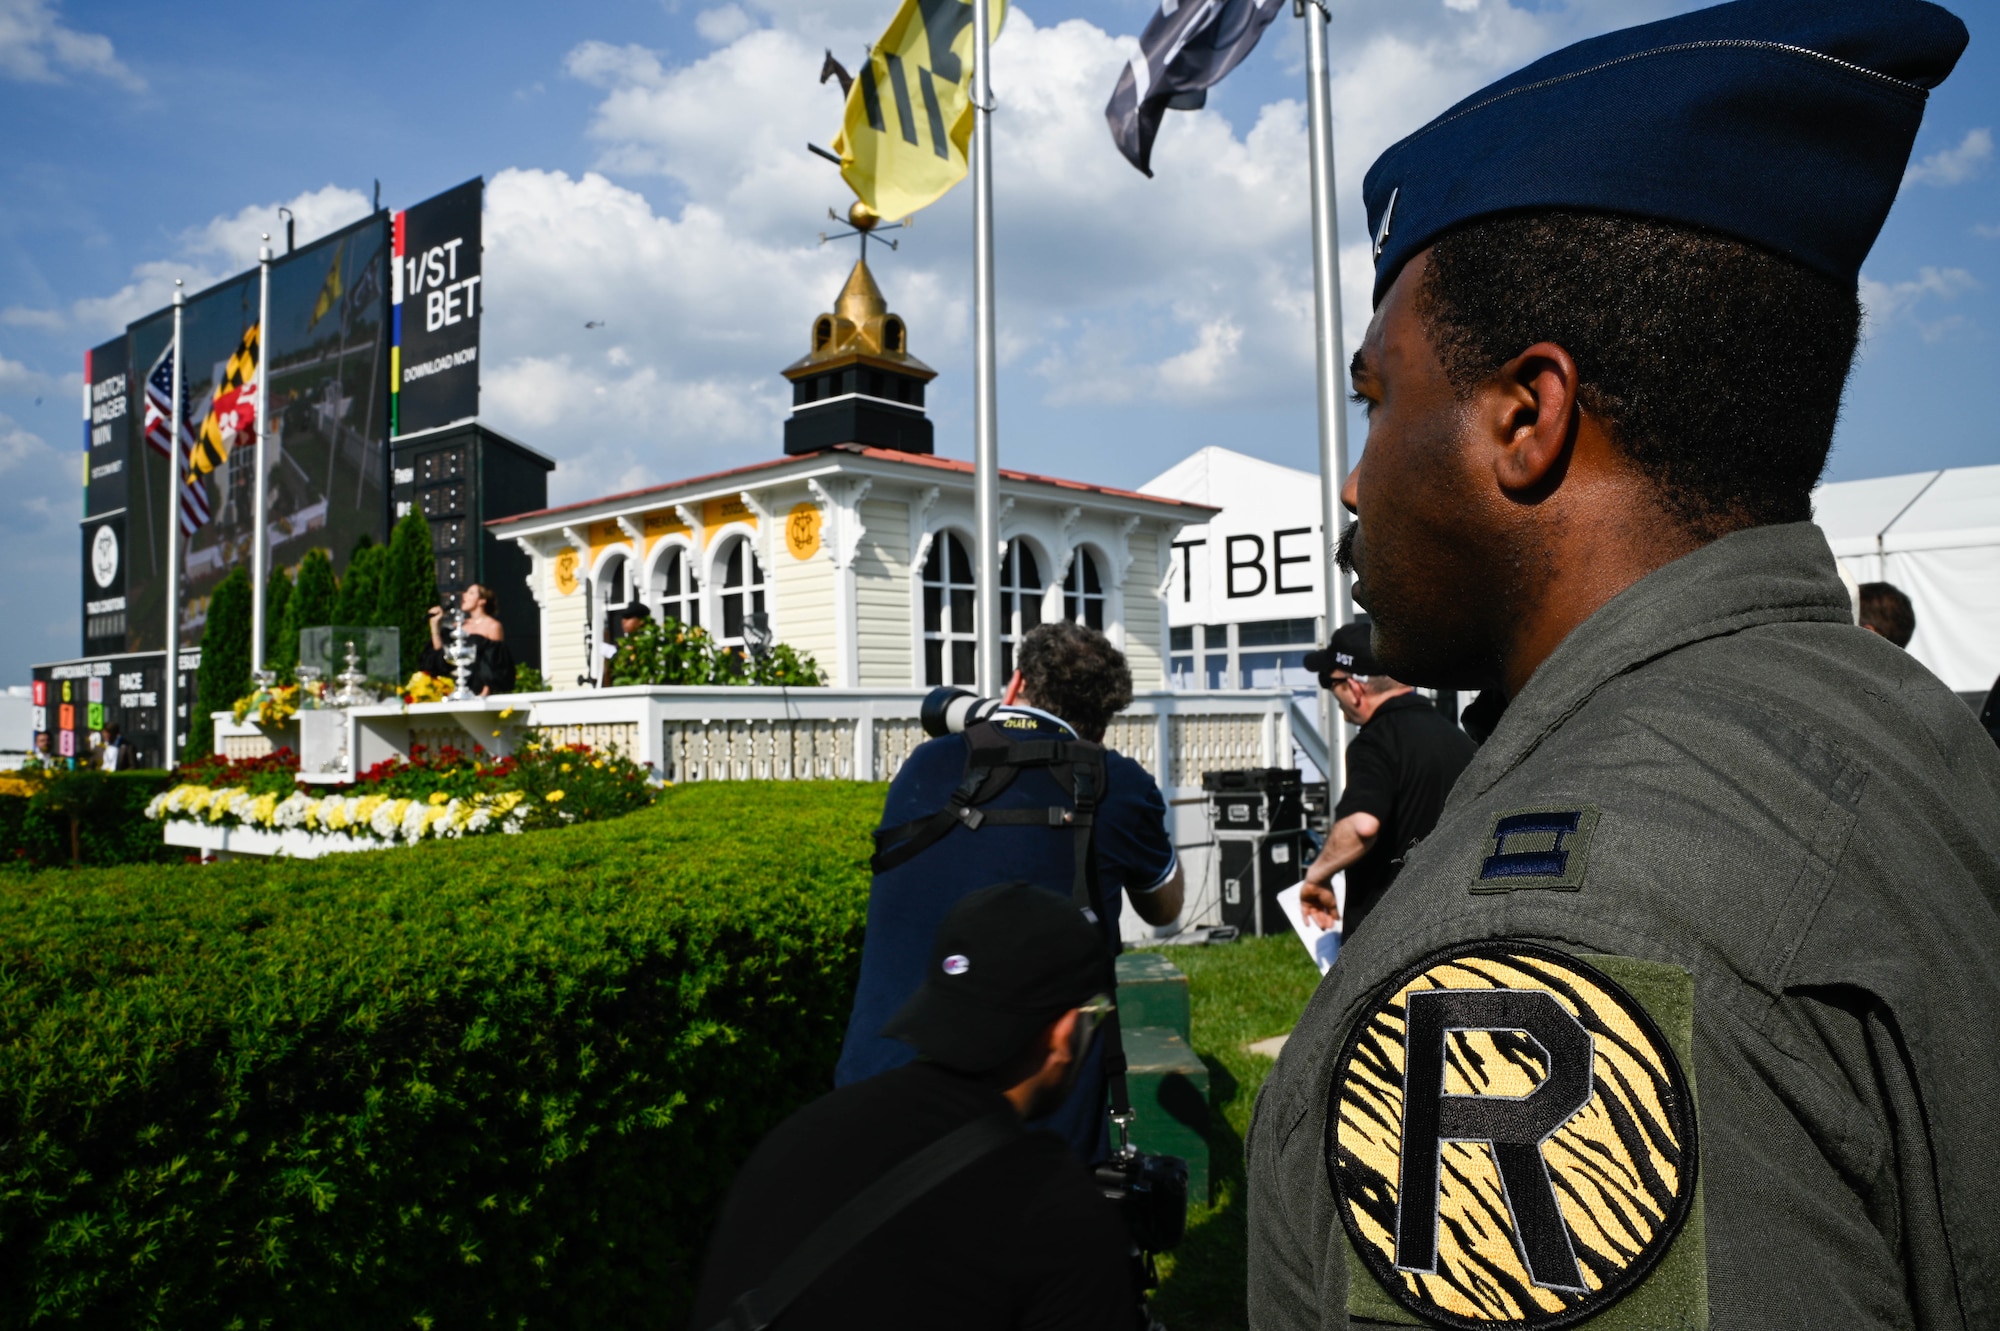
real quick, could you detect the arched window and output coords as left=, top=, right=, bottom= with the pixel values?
left=650, top=544, right=699, bottom=627
left=715, top=536, right=766, bottom=647
left=1063, top=547, right=1106, bottom=632
left=1000, top=541, right=1043, bottom=679
left=922, top=531, right=978, bottom=687
left=597, top=552, right=629, bottom=612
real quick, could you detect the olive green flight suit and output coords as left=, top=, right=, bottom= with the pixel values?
left=1247, top=522, right=2000, bottom=1330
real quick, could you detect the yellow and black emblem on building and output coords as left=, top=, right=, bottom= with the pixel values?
left=1327, top=941, right=1698, bottom=1329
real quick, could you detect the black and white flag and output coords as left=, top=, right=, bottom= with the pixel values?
left=1105, top=0, right=1286, bottom=177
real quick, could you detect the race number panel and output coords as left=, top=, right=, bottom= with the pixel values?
left=1327, top=941, right=1697, bottom=1330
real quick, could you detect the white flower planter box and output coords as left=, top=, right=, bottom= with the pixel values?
left=163, top=819, right=389, bottom=860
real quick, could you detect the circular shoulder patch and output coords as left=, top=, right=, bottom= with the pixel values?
left=1326, top=941, right=1697, bottom=1331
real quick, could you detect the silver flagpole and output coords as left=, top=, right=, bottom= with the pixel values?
left=971, top=0, right=1002, bottom=696
left=1302, top=0, right=1351, bottom=798
left=164, top=282, right=185, bottom=768
left=251, top=240, right=272, bottom=675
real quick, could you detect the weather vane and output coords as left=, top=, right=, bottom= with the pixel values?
left=819, top=201, right=910, bottom=264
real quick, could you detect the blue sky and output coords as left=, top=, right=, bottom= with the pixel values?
left=1, top=0, right=1995, bottom=681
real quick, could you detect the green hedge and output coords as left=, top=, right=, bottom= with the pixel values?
left=0, top=771, right=182, bottom=870
left=0, top=780, right=885, bottom=1328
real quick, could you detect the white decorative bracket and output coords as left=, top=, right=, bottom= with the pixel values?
left=1115, top=514, right=1143, bottom=583
left=1054, top=504, right=1084, bottom=582
left=909, top=485, right=941, bottom=569
left=674, top=504, right=704, bottom=551
left=808, top=476, right=873, bottom=570
left=616, top=515, right=645, bottom=547
left=738, top=490, right=778, bottom=572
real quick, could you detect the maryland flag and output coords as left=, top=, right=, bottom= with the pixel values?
left=311, top=247, right=343, bottom=328
left=194, top=324, right=259, bottom=474
left=833, top=0, right=1005, bottom=221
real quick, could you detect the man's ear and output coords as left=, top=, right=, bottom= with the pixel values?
left=1485, top=341, right=1582, bottom=495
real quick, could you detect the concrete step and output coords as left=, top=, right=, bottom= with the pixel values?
left=1115, top=950, right=1190, bottom=1042
left=1118, top=1023, right=1210, bottom=1204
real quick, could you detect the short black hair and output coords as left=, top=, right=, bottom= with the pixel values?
left=1017, top=621, right=1132, bottom=743
left=1858, top=581, right=1916, bottom=647
left=1415, top=209, right=1862, bottom=539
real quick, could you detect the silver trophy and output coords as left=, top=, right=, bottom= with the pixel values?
left=332, top=640, right=373, bottom=708
left=444, top=609, right=479, bottom=702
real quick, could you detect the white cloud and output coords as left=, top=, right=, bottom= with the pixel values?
left=1905, top=128, right=1991, bottom=187
left=566, top=40, right=670, bottom=91
left=697, top=5, right=757, bottom=44
left=1859, top=266, right=1979, bottom=345
left=0, top=412, right=59, bottom=475
left=1972, top=222, right=2000, bottom=240
left=0, top=0, right=142, bottom=91
left=0, top=355, right=51, bottom=396
left=5, top=184, right=370, bottom=335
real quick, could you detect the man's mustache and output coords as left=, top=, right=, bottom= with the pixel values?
left=1334, top=520, right=1359, bottom=575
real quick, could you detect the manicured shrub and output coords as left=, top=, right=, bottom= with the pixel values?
left=287, top=547, right=339, bottom=650
left=609, top=620, right=827, bottom=688
left=0, top=780, right=886, bottom=1328
left=264, top=564, right=293, bottom=671
left=378, top=509, right=439, bottom=679
left=0, top=770, right=181, bottom=868
left=188, top=567, right=252, bottom=758
left=331, top=538, right=383, bottom=629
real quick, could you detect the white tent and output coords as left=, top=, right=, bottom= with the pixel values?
left=1814, top=465, right=2000, bottom=695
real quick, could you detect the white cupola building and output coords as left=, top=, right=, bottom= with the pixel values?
left=489, top=258, right=1218, bottom=689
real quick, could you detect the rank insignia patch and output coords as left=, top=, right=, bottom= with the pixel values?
left=1326, top=941, right=1697, bottom=1330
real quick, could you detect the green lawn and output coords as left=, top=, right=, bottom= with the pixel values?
left=1140, top=935, right=1327, bottom=1330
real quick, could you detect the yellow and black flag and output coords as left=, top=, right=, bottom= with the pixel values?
left=311, top=247, right=344, bottom=328
left=833, top=0, right=1005, bottom=221
left=194, top=324, right=260, bottom=473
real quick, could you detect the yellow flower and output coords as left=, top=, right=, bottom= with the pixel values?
left=249, top=793, right=278, bottom=827
left=428, top=791, right=451, bottom=805
left=545, top=790, right=565, bottom=803
left=560, top=762, right=571, bottom=773
left=498, top=707, right=516, bottom=720
left=592, top=760, right=604, bottom=769
left=491, top=730, right=500, bottom=737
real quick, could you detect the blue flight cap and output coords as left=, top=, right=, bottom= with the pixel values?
left=1361, top=0, right=1969, bottom=305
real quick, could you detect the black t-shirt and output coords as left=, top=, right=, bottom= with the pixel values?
left=1332, top=692, right=1476, bottom=938
left=688, top=1062, right=1133, bottom=1331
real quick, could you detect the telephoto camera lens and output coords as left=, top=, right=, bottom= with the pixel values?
left=919, top=686, right=1006, bottom=737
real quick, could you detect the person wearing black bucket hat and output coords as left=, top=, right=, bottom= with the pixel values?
left=1246, top=3, right=2000, bottom=1329
left=689, top=884, right=1131, bottom=1330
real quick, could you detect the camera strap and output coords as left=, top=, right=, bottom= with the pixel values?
left=708, top=1109, right=1021, bottom=1331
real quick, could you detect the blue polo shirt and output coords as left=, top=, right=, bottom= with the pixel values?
left=834, top=707, right=1178, bottom=1163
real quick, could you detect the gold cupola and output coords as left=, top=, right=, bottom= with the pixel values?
left=782, top=256, right=936, bottom=456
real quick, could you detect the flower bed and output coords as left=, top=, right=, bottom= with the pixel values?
left=145, top=740, right=655, bottom=849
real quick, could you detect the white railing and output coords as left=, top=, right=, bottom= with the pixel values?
left=213, top=686, right=1299, bottom=799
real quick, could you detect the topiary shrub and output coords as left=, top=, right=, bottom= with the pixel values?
left=378, top=509, right=439, bottom=680
left=188, top=567, right=252, bottom=758
left=0, top=780, right=885, bottom=1328
left=263, top=564, right=293, bottom=672
left=331, top=537, right=382, bottom=629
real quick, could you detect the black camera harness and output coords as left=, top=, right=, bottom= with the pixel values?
left=708, top=721, right=1138, bottom=1331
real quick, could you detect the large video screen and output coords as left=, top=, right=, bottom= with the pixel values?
left=126, top=214, right=392, bottom=650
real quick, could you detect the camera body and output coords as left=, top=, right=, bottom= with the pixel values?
left=1094, top=1147, right=1189, bottom=1255
left=919, top=685, right=1010, bottom=737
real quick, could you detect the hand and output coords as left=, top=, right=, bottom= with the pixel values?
left=1300, top=878, right=1340, bottom=931
left=427, top=605, right=444, bottom=623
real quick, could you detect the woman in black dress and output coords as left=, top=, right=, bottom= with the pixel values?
left=424, top=584, right=517, bottom=696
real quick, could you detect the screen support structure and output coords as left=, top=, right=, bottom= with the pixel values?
left=164, top=283, right=185, bottom=766
left=250, top=242, right=272, bottom=676
left=1301, top=0, right=1351, bottom=799
left=971, top=0, right=1001, bottom=697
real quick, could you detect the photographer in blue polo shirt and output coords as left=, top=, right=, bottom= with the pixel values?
left=836, top=621, right=1183, bottom=1164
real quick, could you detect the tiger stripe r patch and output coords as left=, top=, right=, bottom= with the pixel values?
left=1326, top=941, right=1698, bottom=1330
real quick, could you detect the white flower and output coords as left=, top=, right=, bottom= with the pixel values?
left=399, top=799, right=429, bottom=841
left=369, top=798, right=407, bottom=839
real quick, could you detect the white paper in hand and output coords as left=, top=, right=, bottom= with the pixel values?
left=1276, top=880, right=1342, bottom=975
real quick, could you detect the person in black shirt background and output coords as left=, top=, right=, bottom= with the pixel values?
left=1297, top=618, right=1474, bottom=940
left=689, top=882, right=1133, bottom=1331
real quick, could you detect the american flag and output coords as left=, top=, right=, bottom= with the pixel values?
left=144, top=344, right=211, bottom=534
